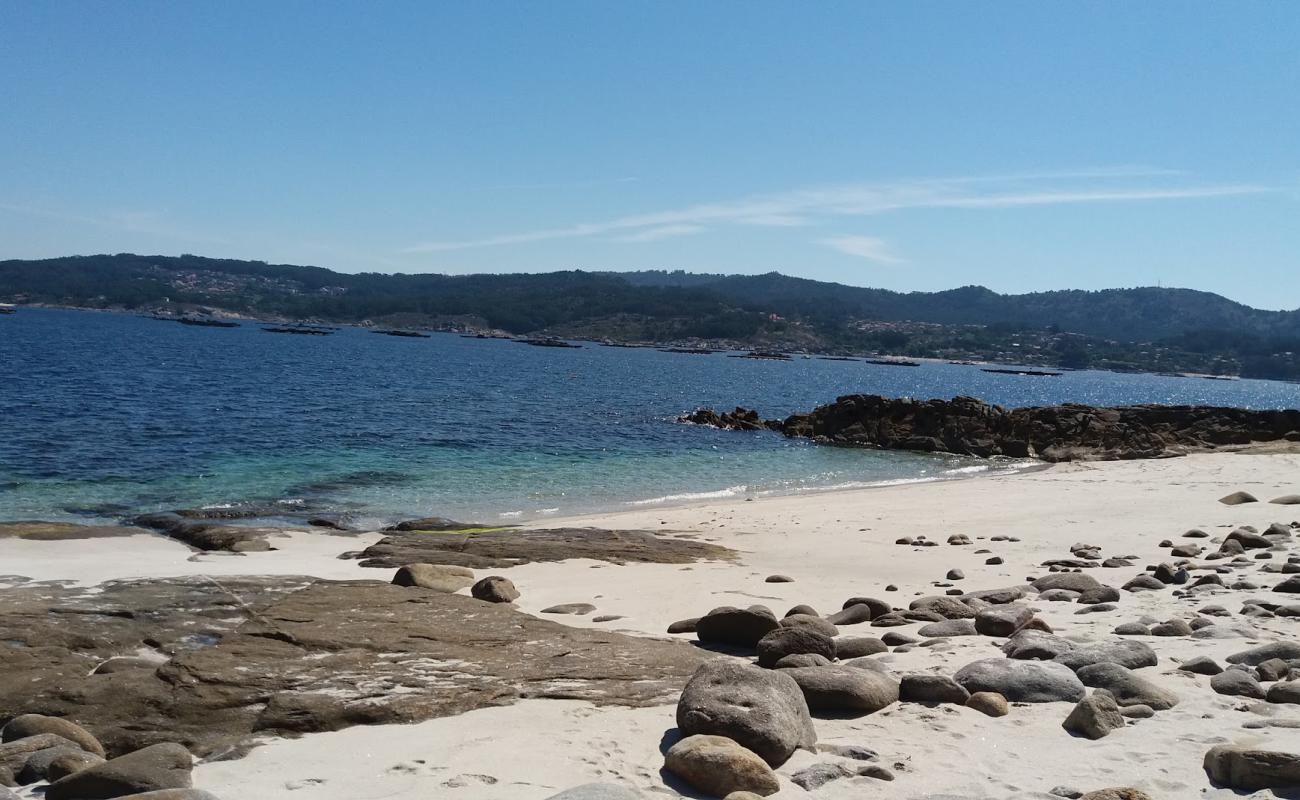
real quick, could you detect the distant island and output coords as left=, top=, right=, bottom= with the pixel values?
left=2, top=253, right=1298, bottom=380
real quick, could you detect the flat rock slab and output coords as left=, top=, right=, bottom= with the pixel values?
left=0, top=577, right=704, bottom=758
left=0, top=521, right=139, bottom=540
left=349, top=527, right=735, bottom=569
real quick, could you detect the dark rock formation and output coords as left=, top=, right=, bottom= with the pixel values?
left=681, top=407, right=782, bottom=432
left=683, top=395, right=1300, bottom=462
left=0, top=577, right=703, bottom=758
left=347, top=526, right=734, bottom=569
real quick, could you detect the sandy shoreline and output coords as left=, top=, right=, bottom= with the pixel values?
left=5, top=451, right=1300, bottom=798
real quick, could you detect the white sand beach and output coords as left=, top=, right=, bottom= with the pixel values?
left=6, top=451, right=1300, bottom=799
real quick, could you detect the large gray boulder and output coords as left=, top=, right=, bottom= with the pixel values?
left=756, top=627, right=835, bottom=668
left=918, top=619, right=978, bottom=637
left=779, top=665, right=899, bottom=715
left=910, top=595, right=976, bottom=620
left=391, top=563, right=475, bottom=593
left=1226, top=642, right=1300, bottom=666
left=1053, top=640, right=1158, bottom=672
left=695, top=607, right=780, bottom=648
left=974, top=605, right=1036, bottom=637
left=900, top=674, right=970, bottom=704
left=833, top=636, right=887, bottom=659
left=0, top=734, right=85, bottom=774
left=1076, top=663, right=1178, bottom=710
left=1204, top=745, right=1300, bottom=790
left=676, top=659, right=815, bottom=767
left=1002, top=630, right=1075, bottom=661
left=663, top=734, right=779, bottom=797
left=1033, top=573, right=1103, bottom=593
left=1211, top=669, right=1266, bottom=699
left=45, top=743, right=193, bottom=800
left=1063, top=692, right=1125, bottom=739
left=1, top=714, right=105, bottom=757
left=953, top=658, right=1085, bottom=703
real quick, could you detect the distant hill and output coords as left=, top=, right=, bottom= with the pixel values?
left=611, top=270, right=1300, bottom=341
left=2, top=254, right=1298, bottom=379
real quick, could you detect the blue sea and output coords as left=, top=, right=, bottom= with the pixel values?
left=2, top=307, right=1298, bottom=528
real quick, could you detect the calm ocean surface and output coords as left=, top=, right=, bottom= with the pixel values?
left=3, top=307, right=1299, bottom=528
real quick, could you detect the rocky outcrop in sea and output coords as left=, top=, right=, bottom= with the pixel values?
left=682, top=395, right=1300, bottom=461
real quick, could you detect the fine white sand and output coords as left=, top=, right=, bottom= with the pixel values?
left=8, top=452, right=1300, bottom=798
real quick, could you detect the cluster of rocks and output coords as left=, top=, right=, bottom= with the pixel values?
left=635, top=515, right=1300, bottom=796
left=0, top=713, right=215, bottom=798
left=682, top=394, right=1300, bottom=461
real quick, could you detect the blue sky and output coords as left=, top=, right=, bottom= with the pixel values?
left=2, top=1, right=1298, bottom=308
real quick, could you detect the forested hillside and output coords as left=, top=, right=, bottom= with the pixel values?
left=2, top=254, right=1297, bottom=380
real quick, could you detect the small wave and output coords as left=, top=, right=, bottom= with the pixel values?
left=942, top=464, right=993, bottom=475
left=498, top=510, right=524, bottom=517
left=536, top=507, right=560, bottom=514
left=628, top=485, right=749, bottom=506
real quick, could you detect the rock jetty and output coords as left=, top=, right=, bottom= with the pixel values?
left=682, top=394, right=1300, bottom=461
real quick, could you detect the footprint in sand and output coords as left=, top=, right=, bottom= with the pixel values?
left=442, top=773, right=500, bottom=788
left=285, top=777, right=327, bottom=790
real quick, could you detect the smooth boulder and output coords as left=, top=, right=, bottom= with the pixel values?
left=470, top=576, right=519, bottom=603
left=1076, top=663, right=1178, bottom=710
left=1204, top=745, right=1300, bottom=790
left=756, top=627, right=835, bottom=668
left=391, top=563, right=475, bottom=593
left=779, top=665, right=900, bottom=715
left=46, top=743, right=193, bottom=800
left=1, top=714, right=105, bottom=757
left=1063, top=692, right=1126, bottom=739
left=953, top=658, right=1085, bottom=703
left=664, top=735, right=779, bottom=797
left=676, top=659, right=816, bottom=767
left=695, top=607, right=780, bottom=648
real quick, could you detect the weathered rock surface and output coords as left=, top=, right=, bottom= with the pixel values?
left=130, top=513, right=273, bottom=552
left=966, top=691, right=1009, bottom=716
left=663, top=735, right=779, bottom=797
left=391, top=563, right=474, bottom=593
left=900, top=674, right=970, bottom=704
left=696, top=607, right=780, bottom=648
left=471, top=575, right=519, bottom=603
left=45, top=742, right=192, bottom=800
left=953, top=658, right=1085, bottom=702
left=1053, top=640, right=1158, bottom=672
left=0, top=577, right=703, bottom=758
left=1211, top=669, right=1266, bottom=699
left=0, top=521, right=138, bottom=540
left=1204, top=745, right=1300, bottom=790
left=685, top=396, right=1300, bottom=461
left=348, top=527, right=734, bottom=569
left=1076, top=663, right=1178, bottom=710
left=676, top=660, right=816, bottom=767
left=779, top=665, right=900, bottom=715
left=1063, top=692, right=1125, bottom=739
left=2, top=714, right=105, bottom=756
left=756, top=627, right=836, bottom=668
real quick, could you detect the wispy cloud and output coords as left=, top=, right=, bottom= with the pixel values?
left=0, top=202, right=229, bottom=245
left=402, top=169, right=1270, bottom=253
left=820, top=235, right=903, bottom=264
left=612, top=224, right=706, bottom=243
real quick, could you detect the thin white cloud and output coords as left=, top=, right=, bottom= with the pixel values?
left=402, top=170, right=1271, bottom=253
left=612, top=224, right=706, bottom=243
left=820, top=235, right=903, bottom=264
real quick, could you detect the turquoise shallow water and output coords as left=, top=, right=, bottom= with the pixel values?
left=2, top=307, right=1298, bottom=527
